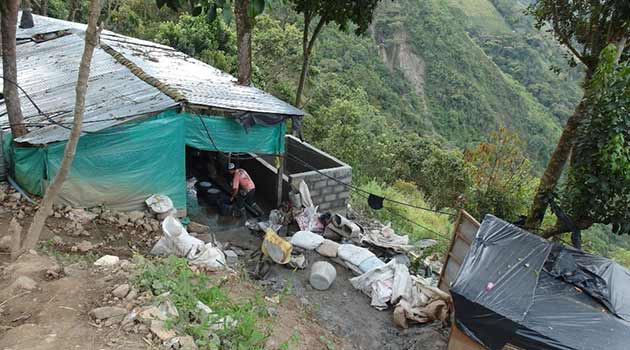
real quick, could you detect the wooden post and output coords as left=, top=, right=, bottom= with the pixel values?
left=276, top=155, right=285, bottom=208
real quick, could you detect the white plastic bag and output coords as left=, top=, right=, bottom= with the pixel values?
left=146, top=195, right=174, bottom=214
left=290, top=231, right=325, bottom=250
left=338, top=244, right=375, bottom=267
left=150, top=216, right=204, bottom=257
left=189, top=243, right=226, bottom=271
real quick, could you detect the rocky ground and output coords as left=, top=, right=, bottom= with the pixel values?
left=0, top=183, right=450, bottom=350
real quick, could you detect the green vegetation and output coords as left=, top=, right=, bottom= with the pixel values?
left=133, top=256, right=270, bottom=349
left=40, top=0, right=630, bottom=262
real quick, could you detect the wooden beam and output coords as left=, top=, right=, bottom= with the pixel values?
left=276, top=155, right=284, bottom=208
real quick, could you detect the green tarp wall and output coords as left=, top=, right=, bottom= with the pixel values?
left=5, top=111, right=285, bottom=210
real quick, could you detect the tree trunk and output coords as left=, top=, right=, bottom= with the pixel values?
left=20, top=0, right=102, bottom=254
left=525, top=98, right=588, bottom=230
left=67, top=0, right=79, bottom=21
left=1, top=0, right=28, bottom=138
left=40, top=0, right=48, bottom=16
left=234, top=0, right=252, bottom=86
left=295, top=15, right=326, bottom=108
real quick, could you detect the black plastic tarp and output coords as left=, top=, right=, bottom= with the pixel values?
left=451, top=215, right=630, bottom=350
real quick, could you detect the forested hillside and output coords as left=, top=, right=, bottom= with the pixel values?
left=44, top=0, right=630, bottom=261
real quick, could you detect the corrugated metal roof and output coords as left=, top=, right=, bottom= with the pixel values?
left=0, top=34, right=178, bottom=144
left=2, top=13, right=303, bottom=144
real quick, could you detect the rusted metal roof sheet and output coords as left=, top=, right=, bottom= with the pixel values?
left=0, top=34, right=177, bottom=144
left=2, top=13, right=303, bottom=144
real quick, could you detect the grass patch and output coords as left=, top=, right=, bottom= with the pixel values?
left=132, top=256, right=271, bottom=349
left=37, top=239, right=99, bottom=265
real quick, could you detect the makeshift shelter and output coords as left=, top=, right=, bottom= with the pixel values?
left=450, top=215, right=630, bottom=350
left=0, top=13, right=303, bottom=211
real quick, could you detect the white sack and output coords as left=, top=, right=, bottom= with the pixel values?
left=290, top=231, right=325, bottom=250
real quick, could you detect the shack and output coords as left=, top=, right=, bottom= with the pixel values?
left=449, top=215, right=630, bottom=350
left=0, top=13, right=351, bottom=213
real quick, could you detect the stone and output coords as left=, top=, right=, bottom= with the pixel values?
left=158, top=300, right=179, bottom=319
left=93, top=255, right=119, bottom=266
left=224, top=250, right=238, bottom=265
left=142, top=223, right=153, bottom=232
left=316, top=239, right=340, bottom=258
left=179, top=335, right=198, bottom=350
left=52, top=235, right=63, bottom=245
left=76, top=240, right=93, bottom=253
left=138, top=306, right=167, bottom=324
left=195, top=301, right=213, bottom=315
left=187, top=221, right=209, bottom=234
left=150, top=320, right=176, bottom=341
left=127, top=211, right=145, bottom=222
left=112, top=284, right=130, bottom=298
left=125, top=288, right=138, bottom=301
left=0, top=235, right=12, bottom=249
left=63, top=263, right=83, bottom=277
left=11, top=276, right=38, bottom=291
left=117, top=213, right=130, bottom=226
left=90, top=306, right=127, bottom=320
left=9, top=192, right=21, bottom=201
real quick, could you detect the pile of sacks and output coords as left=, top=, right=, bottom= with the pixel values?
left=150, top=216, right=226, bottom=271
left=289, top=228, right=451, bottom=328
left=350, top=260, right=450, bottom=328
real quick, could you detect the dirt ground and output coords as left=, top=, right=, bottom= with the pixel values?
left=0, top=197, right=449, bottom=350
left=214, top=229, right=449, bottom=350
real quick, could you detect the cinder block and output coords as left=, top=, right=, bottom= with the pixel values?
left=338, top=191, right=350, bottom=199
left=325, top=194, right=337, bottom=202
left=334, top=185, right=346, bottom=193
left=321, top=187, right=333, bottom=194
left=314, top=180, right=328, bottom=189
left=319, top=202, right=332, bottom=210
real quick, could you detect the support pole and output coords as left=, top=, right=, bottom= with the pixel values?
left=276, top=155, right=285, bottom=208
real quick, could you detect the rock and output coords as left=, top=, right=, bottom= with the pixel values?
left=117, top=213, right=130, bottom=226
left=112, top=284, right=130, bottom=298
left=141, top=223, right=152, bottom=232
left=46, top=264, right=63, bottom=279
left=0, top=235, right=12, bottom=249
left=94, top=255, right=120, bottom=266
left=76, top=240, right=93, bottom=253
left=195, top=301, right=213, bottom=315
left=158, top=300, right=179, bottom=319
left=127, top=211, right=145, bottom=222
left=11, top=276, right=38, bottom=291
left=125, top=288, right=138, bottom=301
left=224, top=250, right=238, bottom=265
left=52, top=235, right=63, bottom=245
left=9, top=192, right=21, bottom=201
left=16, top=210, right=25, bottom=219
left=66, top=209, right=97, bottom=224
left=138, top=306, right=167, bottom=323
left=150, top=320, right=176, bottom=341
left=417, top=239, right=438, bottom=249
left=316, top=239, right=340, bottom=258
left=90, top=306, right=127, bottom=320
left=309, top=261, right=337, bottom=291
left=179, top=336, right=198, bottom=350
left=187, top=221, right=209, bottom=234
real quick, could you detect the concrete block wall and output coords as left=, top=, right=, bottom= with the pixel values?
left=250, top=135, right=353, bottom=212
left=290, top=166, right=352, bottom=212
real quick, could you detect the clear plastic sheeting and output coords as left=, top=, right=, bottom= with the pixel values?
left=451, top=215, right=630, bottom=350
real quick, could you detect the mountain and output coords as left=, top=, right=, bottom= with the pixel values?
left=301, top=0, right=582, bottom=168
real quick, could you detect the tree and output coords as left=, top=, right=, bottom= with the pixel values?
left=157, top=0, right=270, bottom=86
left=0, top=0, right=28, bottom=138
left=551, top=45, right=630, bottom=237
left=17, top=0, right=103, bottom=256
left=463, top=129, right=536, bottom=222
left=525, top=0, right=630, bottom=230
left=291, top=0, right=383, bottom=107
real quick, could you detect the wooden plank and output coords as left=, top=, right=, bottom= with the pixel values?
left=276, top=155, right=285, bottom=208
left=438, top=210, right=464, bottom=292
left=438, top=209, right=480, bottom=293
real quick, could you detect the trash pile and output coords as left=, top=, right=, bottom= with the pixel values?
left=147, top=195, right=228, bottom=271
left=255, top=181, right=451, bottom=328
